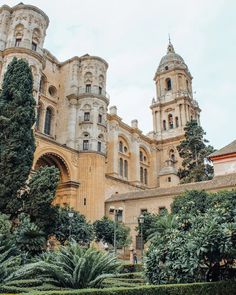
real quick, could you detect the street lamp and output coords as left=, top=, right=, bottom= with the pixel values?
left=138, top=214, right=144, bottom=261
left=68, top=211, right=74, bottom=241
left=109, top=206, right=123, bottom=256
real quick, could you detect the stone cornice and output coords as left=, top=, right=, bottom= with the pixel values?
left=2, top=47, right=46, bottom=68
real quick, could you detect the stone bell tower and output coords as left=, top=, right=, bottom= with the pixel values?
left=150, top=40, right=201, bottom=186
left=151, top=40, right=201, bottom=141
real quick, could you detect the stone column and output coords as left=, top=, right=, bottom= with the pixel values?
left=66, top=97, right=78, bottom=149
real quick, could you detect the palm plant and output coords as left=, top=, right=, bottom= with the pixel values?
left=9, top=240, right=121, bottom=289
left=0, top=237, right=21, bottom=284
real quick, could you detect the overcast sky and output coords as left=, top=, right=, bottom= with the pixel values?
left=3, top=0, right=236, bottom=149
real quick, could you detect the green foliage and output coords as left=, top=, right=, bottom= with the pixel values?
left=120, top=263, right=143, bottom=273
left=10, top=240, right=121, bottom=289
left=0, top=213, right=11, bottom=236
left=93, top=217, right=131, bottom=248
left=177, top=120, right=215, bottom=183
left=145, top=190, right=236, bottom=284
left=54, top=207, right=94, bottom=245
left=14, top=166, right=60, bottom=235
left=0, top=58, right=36, bottom=213
left=0, top=235, right=21, bottom=284
left=14, top=214, right=46, bottom=257
left=5, top=281, right=236, bottom=295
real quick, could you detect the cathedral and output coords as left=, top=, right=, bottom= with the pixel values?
left=1, top=3, right=235, bottom=243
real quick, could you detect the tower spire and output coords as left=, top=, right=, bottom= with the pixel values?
left=167, top=34, right=175, bottom=54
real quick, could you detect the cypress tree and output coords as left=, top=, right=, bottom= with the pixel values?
left=0, top=58, right=35, bottom=213
left=177, top=120, right=215, bottom=183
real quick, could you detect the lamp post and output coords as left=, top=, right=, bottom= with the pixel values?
left=138, top=214, right=144, bottom=261
left=109, top=206, right=123, bottom=256
left=68, top=211, right=74, bottom=241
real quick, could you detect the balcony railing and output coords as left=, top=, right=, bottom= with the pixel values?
left=78, top=86, right=110, bottom=101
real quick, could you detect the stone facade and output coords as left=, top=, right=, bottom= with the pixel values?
left=1, top=3, right=231, bottom=230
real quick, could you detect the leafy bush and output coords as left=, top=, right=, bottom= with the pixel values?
left=120, top=263, right=142, bottom=273
left=145, top=190, right=236, bottom=284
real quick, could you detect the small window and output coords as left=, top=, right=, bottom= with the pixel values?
left=99, top=87, right=102, bottom=95
left=84, top=198, right=87, bottom=206
left=144, top=168, right=148, bottom=185
left=97, top=141, right=102, bottom=152
left=166, top=78, right=172, bottom=91
left=119, top=141, right=123, bottom=153
left=140, top=167, right=144, bottom=183
left=163, top=120, right=166, bottom=130
left=144, top=156, right=147, bottom=162
left=140, top=209, right=148, bottom=214
left=117, top=210, right=123, bottom=222
left=124, top=160, right=128, bottom=178
left=124, top=146, right=128, bottom=153
left=139, top=151, right=143, bottom=161
left=159, top=207, right=166, bottom=214
left=119, top=158, right=123, bottom=176
left=168, top=177, right=171, bottom=182
left=31, top=42, right=37, bottom=51
left=165, top=66, right=169, bottom=70
left=44, top=108, right=52, bottom=135
left=48, top=85, right=57, bottom=97
left=175, top=117, right=179, bottom=128
left=168, top=114, right=173, bottom=129
left=98, top=114, right=102, bottom=123
left=85, top=84, right=91, bottom=93
left=84, top=112, right=90, bottom=121
left=83, top=140, right=89, bottom=150
left=15, top=38, right=21, bottom=47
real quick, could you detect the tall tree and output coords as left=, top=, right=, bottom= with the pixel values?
left=0, top=58, right=35, bottom=213
left=177, top=120, right=215, bottom=183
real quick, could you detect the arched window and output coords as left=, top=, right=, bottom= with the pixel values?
left=169, top=149, right=176, bottom=162
left=14, top=24, right=24, bottom=47
left=163, top=120, right=166, bottom=130
left=166, top=78, right=172, bottom=91
left=119, top=141, right=123, bottom=153
left=119, top=158, right=123, bottom=176
left=39, top=75, right=47, bottom=95
left=168, top=114, right=173, bottom=129
left=44, top=107, right=52, bottom=135
left=98, top=114, right=102, bottom=123
left=124, top=160, right=128, bottom=178
left=175, top=116, right=179, bottom=128
left=36, top=105, right=41, bottom=130
left=32, top=28, right=41, bottom=51
left=144, top=169, right=148, bottom=185
left=140, top=167, right=143, bottom=183
left=139, top=151, right=143, bottom=161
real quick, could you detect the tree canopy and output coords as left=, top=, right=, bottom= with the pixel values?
left=144, top=190, right=236, bottom=284
left=177, top=120, right=215, bottom=183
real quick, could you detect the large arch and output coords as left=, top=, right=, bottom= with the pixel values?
left=34, top=152, right=71, bottom=182
left=33, top=151, right=79, bottom=208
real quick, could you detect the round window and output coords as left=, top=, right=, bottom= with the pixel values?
left=48, top=85, right=57, bottom=97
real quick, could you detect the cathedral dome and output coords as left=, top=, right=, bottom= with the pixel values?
left=156, top=41, right=189, bottom=74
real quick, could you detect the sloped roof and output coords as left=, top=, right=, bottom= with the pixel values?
left=209, top=140, right=236, bottom=158
left=106, top=173, right=236, bottom=202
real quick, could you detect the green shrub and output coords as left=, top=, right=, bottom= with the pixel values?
left=20, top=281, right=236, bottom=295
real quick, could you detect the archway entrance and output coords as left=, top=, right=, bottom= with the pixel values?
left=34, top=152, right=79, bottom=207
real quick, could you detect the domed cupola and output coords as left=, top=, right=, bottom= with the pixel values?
left=156, top=40, right=190, bottom=76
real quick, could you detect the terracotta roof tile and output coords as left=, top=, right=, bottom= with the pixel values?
left=106, top=173, right=236, bottom=202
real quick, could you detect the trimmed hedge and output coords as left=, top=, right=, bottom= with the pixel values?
left=20, top=281, right=236, bottom=295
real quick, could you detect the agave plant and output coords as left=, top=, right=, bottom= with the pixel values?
left=9, top=240, right=121, bottom=289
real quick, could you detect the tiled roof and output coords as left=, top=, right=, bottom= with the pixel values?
left=209, top=140, right=236, bottom=158
left=106, top=173, right=236, bottom=202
